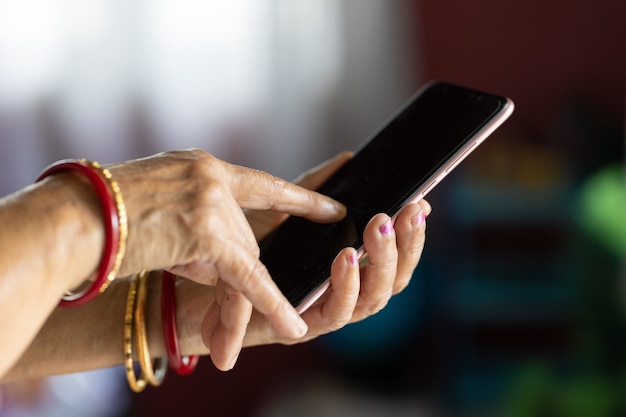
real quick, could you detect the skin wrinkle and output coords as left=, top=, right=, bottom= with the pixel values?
left=356, top=215, right=397, bottom=317
left=319, top=250, right=359, bottom=332
left=392, top=204, right=427, bottom=295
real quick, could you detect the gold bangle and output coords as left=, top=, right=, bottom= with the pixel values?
left=124, top=272, right=147, bottom=393
left=134, top=270, right=168, bottom=386
left=98, top=161, right=128, bottom=290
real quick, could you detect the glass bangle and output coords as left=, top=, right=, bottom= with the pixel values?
left=161, top=271, right=199, bottom=375
left=36, top=159, right=127, bottom=307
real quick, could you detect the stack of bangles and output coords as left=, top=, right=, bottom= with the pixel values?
left=36, top=159, right=198, bottom=392
left=125, top=270, right=199, bottom=392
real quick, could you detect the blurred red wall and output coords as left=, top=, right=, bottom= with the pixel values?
left=415, top=0, right=626, bottom=130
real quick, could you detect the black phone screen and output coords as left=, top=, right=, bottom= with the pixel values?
left=259, top=82, right=510, bottom=308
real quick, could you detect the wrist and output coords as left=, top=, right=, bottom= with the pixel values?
left=31, top=173, right=105, bottom=294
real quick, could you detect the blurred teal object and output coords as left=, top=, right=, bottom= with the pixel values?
left=319, top=267, right=425, bottom=359
left=579, top=164, right=626, bottom=258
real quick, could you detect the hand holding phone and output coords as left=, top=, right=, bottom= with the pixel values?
left=260, top=81, right=514, bottom=312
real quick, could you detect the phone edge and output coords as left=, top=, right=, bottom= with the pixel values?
left=294, top=97, right=515, bottom=314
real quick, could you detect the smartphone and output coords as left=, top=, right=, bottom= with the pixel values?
left=260, top=81, right=514, bottom=312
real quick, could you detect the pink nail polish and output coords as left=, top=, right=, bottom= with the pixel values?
left=379, top=220, right=394, bottom=236
left=349, top=253, right=358, bottom=266
left=413, top=211, right=426, bottom=226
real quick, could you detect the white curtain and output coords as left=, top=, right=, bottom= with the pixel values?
left=0, top=0, right=347, bottom=191
left=0, top=1, right=419, bottom=414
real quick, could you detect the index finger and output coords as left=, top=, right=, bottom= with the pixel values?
left=225, top=164, right=346, bottom=223
left=209, top=236, right=308, bottom=339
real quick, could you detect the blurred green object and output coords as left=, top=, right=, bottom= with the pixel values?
left=556, top=375, right=616, bottom=417
left=503, top=364, right=619, bottom=417
left=503, top=364, right=556, bottom=417
left=579, top=164, right=626, bottom=258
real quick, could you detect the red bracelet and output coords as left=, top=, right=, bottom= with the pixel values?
left=36, top=159, right=127, bottom=307
left=161, top=271, right=199, bottom=375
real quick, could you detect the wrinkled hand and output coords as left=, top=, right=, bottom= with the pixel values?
left=244, top=152, right=431, bottom=346
left=174, top=152, right=430, bottom=367
left=107, top=149, right=346, bottom=370
left=172, top=200, right=429, bottom=360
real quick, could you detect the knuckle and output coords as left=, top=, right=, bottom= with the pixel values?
left=238, top=259, right=268, bottom=295
left=367, top=300, right=387, bottom=316
left=258, top=174, right=289, bottom=208
left=197, top=181, right=226, bottom=206
left=165, top=147, right=210, bottom=163
left=268, top=174, right=288, bottom=195
left=371, top=298, right=388, bottom=315
left=326, top=315, right=349, bottom=332
left=186, top=147, right=207, bottom=156
left=360, top=292, right=391, bottom=316
left=185, top=165, right=228, bottom=211
left=189, top=154, right=219, bottom=180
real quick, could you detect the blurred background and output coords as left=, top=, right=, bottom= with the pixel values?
left=0, top=0, right=625, bottom=416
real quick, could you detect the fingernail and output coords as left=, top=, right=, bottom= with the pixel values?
left=331, top=200, right=347, bottom=217
left=379, top=220, right=394, bottom=236
left=349, top=252, right=358, bottom=266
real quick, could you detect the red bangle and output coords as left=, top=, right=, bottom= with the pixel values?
left=161, top=271, right=199, bottom=375
left=36, top=159, right=127, bottom=307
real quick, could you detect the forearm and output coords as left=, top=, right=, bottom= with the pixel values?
left=2, top=278, right=163, bottom=382
left=1, top=271, right=221, bottom=383
left=0, top=174, right=103, bottom=378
